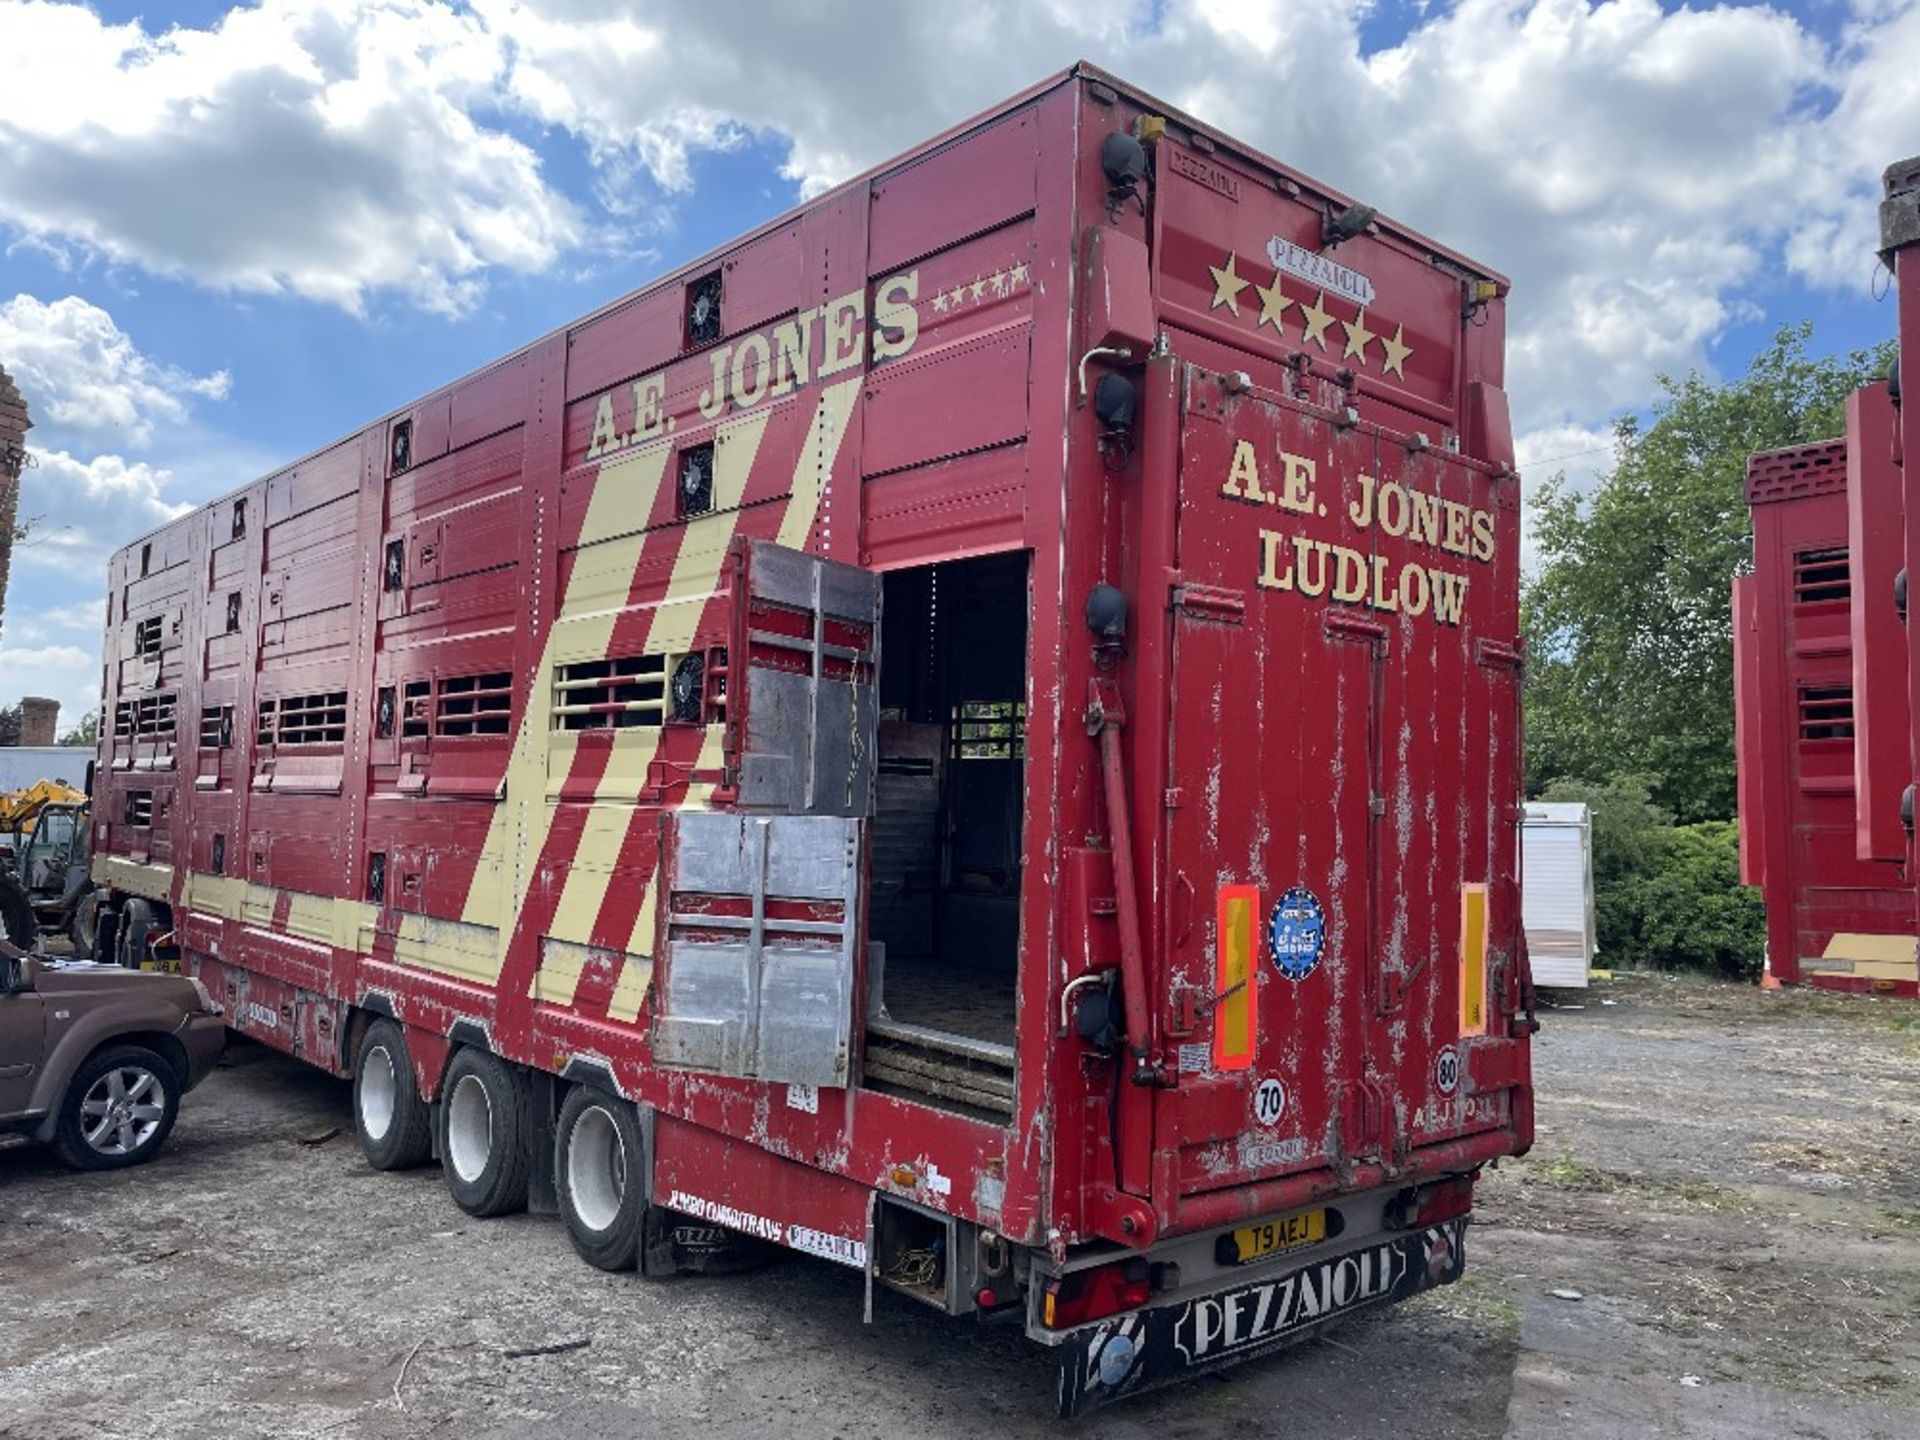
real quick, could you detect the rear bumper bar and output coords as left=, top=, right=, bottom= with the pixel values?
left=1171, top=1127, right=1518, bottom=1235
left=1053, top=1218, right=1467, bottom=1417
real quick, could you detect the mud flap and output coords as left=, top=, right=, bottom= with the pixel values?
left=640, top=1204, right=779, bottom=1276
left=1054, top=1220, right=1467, bottom=1417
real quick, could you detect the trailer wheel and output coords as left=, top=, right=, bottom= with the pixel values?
left=353, top=1019, right=432, bottom=1171
left=69, top=892, right=102, bottom=960
left=115, top=898, right=154, bottom=969
left=557, top=1085, right=646, bottom=1271
left=438, top=1047, right=531, bottom=1217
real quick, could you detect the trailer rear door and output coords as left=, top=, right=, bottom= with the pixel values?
left=1157, top=367, right=1523, bottom=1209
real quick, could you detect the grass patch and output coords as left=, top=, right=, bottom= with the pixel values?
left=1521, top=1151, right=1759, bottom=1213
left=1411, top=1273, right=1520, bottom=1340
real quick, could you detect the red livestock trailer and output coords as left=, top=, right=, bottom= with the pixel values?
left=1735, top=434, right=1916, bottom=993
left=1734, top=153, right=1920, bottom=1001
left=87, top=63, right=1534, bottom=1411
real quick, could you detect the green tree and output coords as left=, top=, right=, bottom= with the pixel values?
left=0, top=702, right=19, bottom=747
left=1525, top=323, right=1896, bottom=822
left=59, top=711, right=98, bottom=747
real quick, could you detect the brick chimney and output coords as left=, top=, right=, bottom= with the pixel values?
left=19, top=696, right=59, bottom=747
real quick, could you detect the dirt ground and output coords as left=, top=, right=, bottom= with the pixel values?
left=2, top=972, right=1917, bottom=1439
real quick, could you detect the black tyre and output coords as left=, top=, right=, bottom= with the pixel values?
left=353, top=1018, right=433, bottom=1171
left=438, top=1047, right=531, bottom=1217
left=0, top=873, right=34, bottom=950
left=51, top=1044, right=181, bottom=1170
left=69, top=891, right=101, bottom=959
left=115, top=898, right=154, bottom=969
left=557, top=1085, right=646, bottom=1271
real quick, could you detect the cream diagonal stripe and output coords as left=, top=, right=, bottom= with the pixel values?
left=644, top=405, right=776, bottom=656
left=604, top=713, right=728, bottom=1023
left=603, top=378, right=860, bottom=1024
left=777, top=377, right=859, bottom=552
left=523, top=406, right=774, bottom=1006
left=452, top=442, right=672, bottom=956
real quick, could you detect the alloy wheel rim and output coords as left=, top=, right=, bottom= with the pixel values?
left=81, top=1066, right=168, bottom=1156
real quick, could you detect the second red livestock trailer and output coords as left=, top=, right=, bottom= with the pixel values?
left=87, top=64, right=1534, bottom=1411
left=1734, top=153, right=1920, bottom=1002
left=1735, top=434, right=1917, bottom=994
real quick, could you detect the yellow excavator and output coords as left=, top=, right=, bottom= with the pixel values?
left=0, top=779, right=87, bottom=839
left=0, top=779, right=96, bottom=953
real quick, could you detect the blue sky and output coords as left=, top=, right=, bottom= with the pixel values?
left=3, top=0, right=1918, bottom=728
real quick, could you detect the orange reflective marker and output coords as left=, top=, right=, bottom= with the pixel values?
left=1460, top=883, right=1489, bottom=1036
left=1214, top=885, right=1259, bottom=1070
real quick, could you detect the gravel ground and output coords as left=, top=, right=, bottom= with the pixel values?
left=2, top=972, right=1916, bottom=1438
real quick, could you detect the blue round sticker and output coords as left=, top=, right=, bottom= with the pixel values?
left=1268, top=887, right=1326, bottom=981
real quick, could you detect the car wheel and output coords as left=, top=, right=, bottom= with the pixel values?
left=438, top=1047, right=531, bottom=1218
left=116, top=898, right=155, bottom=969
left=353, top=1018, right=432, bottom=1171
left=557, top=1084, right=646, bottom=1270
left=52, top=1044, right=181, bottom=1170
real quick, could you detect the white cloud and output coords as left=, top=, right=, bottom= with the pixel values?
left=473, top=0, right=1909, bottom=429
left=8, top=448, right=194, bottom=576
left=0, top=293, right=229, bottom=448
left=0, top=0, right=581, bottom=315
left=1516, top=421, right=1619, bottom=572
left=0, top=598, right=104, bottom=645
left=3, top=0, right=1917, bottom=428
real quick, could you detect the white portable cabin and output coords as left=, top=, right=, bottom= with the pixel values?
left=1521, top=801, right=1597, bottom=988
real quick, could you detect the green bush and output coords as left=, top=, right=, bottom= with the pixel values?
left=1536, top=779, right=1764, bottom=980
left=1612, top=821, right=1765, bottom=980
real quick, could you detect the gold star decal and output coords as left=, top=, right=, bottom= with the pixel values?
left=1208, top=252, right=1250, bottom=316
left=989, top=269, right=1008, bottom=296
left=931, top=289, right=948, bottom=313
left=1340, top=308, right=1375, bottom=363
left=948, top=286, right=965, bottom=309
left=970, top=276, right=986, bottom=301
left=1299, top=290, right=1335, bottom=350
left=1008, top=261, right=1030, bottom=287
left=1253, top=275, right=1293, bottom=336
left=1381, top=323, right=1413, bottom=379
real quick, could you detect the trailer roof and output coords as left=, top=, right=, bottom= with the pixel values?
left=1745, top=436, right=1849, bottom=506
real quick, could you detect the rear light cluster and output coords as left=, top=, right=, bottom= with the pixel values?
left=1042, top=1257, right=1151, bottom=1329
left=1387, top=1172, right=1476, bottom=1230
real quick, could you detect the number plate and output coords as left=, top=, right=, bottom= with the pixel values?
left=1225, top=1210, right=1326, bottom=1265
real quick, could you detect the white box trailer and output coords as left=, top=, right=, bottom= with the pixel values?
left=1522, top=802, right=1597, bottom=988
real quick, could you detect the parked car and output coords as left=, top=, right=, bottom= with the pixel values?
left=0, top=938, right=224, bottom=1169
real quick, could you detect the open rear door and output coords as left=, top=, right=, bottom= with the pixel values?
left=650, top=539, right=881, bottom=1088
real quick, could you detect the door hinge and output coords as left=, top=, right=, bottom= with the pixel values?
left=1171, top=582, right=1246, bottom=625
